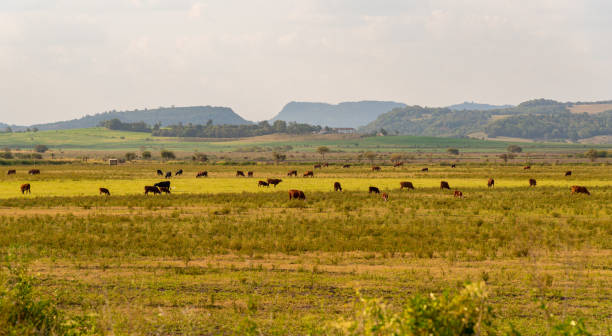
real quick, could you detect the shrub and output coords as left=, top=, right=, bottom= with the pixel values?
left=125, top=152, right=137, bottom=161
left=141, top=151, right=152, bottom=159
left=447, top=148, right=460, bottom=155
left=161, top=150, right=176, bottom=160
left=507, top=145, right=523, bottom=153
left=34, top=144, right=49, bottom=153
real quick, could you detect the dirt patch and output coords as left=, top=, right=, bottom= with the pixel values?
left=569, top=103, right=612, bottom=115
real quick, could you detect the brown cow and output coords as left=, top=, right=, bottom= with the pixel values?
left=99, top=188, right=110, bottom=196
left=267, top=178, right=283, bottom=187
left=565, top=171, right=572, bottom=177
left=20, top=183, right=31, bottom=194
left=342, top=164, right=351, bottom=168
left=247, top=171, right=253, bottom=177
left=303, top=171, right=314, bottom=177
left=287, top=170, right=298, bottom=177
left=393, top=162, right=403, bottom=167
left=529, top=179, right=537, bottom=187
left=524, top=166, right=531, bottom=170
left=570, top=185, right=590, bottom=195
left=421, top=168, right=429, bottom=172
left=7, top=169, right=16, bottom=175
left=288, top=189, right=306, bottom=200
left=28, top=169, right=40, bottom=175
left=144, top=186, right=161, bottom=195
left=440, top=181, right=451, bottom=190
left=369, top=186, right=380, bottom=194
left=196, top=171, right=208, bottom=178
left=372, top=166, right=381, bottom=171
left=159, top=186, right=171, bottom=194
left=334, top=182, right=342, bottom=192
left=314, top=164, right=322, bottom=169
left=236, top=171, right=245, bottom=177
left=381, top=193, right=389, bottom=201
left=487, top=178, right=495, bottom=188
left=258, top=180, right=269, bottom=187
left=451, top=164, right=456, bottom=168
left=400, top=182, right=414, bottom=190
left=454, top=190, right=463, bottom=198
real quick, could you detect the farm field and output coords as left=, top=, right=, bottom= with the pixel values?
left=1, top=163, right=611, bottom=334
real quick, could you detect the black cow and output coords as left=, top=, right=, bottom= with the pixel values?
left=369, top=186, right=380, bottom=194
left=154, top=181, right=171, bottom=189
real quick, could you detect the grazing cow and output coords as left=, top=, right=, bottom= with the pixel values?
left=236, top=171, right=245, bottom=177
left=99, top=188, right=110, bottom=196
left=7, top=169, right=16, bottom=175
left=157, top=170, right=163, bottom=176
left=314, top=164, right=322, bottom=169
left=288, top=189, right=306, bottom=200
left=20, top=183, right=31, bottom=194
left=145, top=186, right=161, bottom=195
left=267, top=178, right=283, bottom=187
left=165, top=171, right=172, bottom=178
left=28, top=169, right=40, bottom=175
left=247, top=171, right=253, bottom=177
left=487, top=178, right=495, bottom=188
left=394, top=162, right=403, bottom=167
left=440, top=181, right=451, bottom=190
left=175, top=169, right=183, bottom=176
left=372, top=166, right=381, bottom=171
left=451, top=164, right=456, bottom=168
left=258, top=180, right=269, bottom=187
left=381, top=193, right=389, bottom=201
left=529, top=179, right=537, bottom=187
left=400, top=181, right=414, bottom=190
left=421, top=168, right=428, bottom=172
left=524, top=166, right=531, bottom=170
left=334, top=182, right=342, bottom=192
left=570, top=185, right=590, bottom=195
left=196, top=171, right=208, bottom=178
left=287, top=170, right=298, bottom=177
left=154, top=181, right=171, bottom=189
left=454, top=190, right=463, bottom=198
left=303, top=171, right=314, bottom=177
left=342, top=164, right=351, bottom=168
left=565, top=171, right=572, bottom=177
left=369, top=186, right=380, bottom=194
left=159, top=186, right=171, bottom=194
left=322, top=163, right=329, bottom=167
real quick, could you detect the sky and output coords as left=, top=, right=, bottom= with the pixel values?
left=1, top=0, right=611, bottom=125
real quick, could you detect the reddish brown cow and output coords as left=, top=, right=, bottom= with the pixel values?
left=487, top=178, right=495, bottom=188
left=393, top=162, right=403, bottom=167
left=342, top=164, right=351, bottom=168
left=145, top=186, right=161, bottom=195
left=372, top=166, right=381, bottom=171
left=381, top=193, right=389, bottom=201
left=400, top=182, right=414, bottom=190
left=20, top=183, right=31, bottom=194
left=524, top=166, right=531, bottom=170
left=570, top=185, right=590, bottom=195
left=334, top=182, right=342, bottom=191
left=529, top=179, right=537, bottom=187
left=247, top=171, right=253, bottom=177
left=565, top=171, right=572, bottom=177
left=289, top=189, right=306, bottom=200
left=440, top=181, right=451, bottom=190
left=303, top=171, right=314, bottom=177
left=196, top=171, right=208, bottom=178
left=369, top=186, right=380, bottom=194
left=421, top=168, right=429, bottom=172
left=454, top=190, right=463, bottom=198
left=7, top=170, right=16, bottom=175
left=267, top=178, right=283, bottom=187
left=287, top=170, right=298, bottom=177
left=258, top=180, right=269, bottom=187
left=314, top=164, right=322, bottom=169
left=99, top=188, right=110, bottom=196
left=236, top=171, right=245, bottom=177
left=28, top=169, right=40, bottom=175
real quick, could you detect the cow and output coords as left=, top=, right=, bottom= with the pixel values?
left=322, top=163, right=329, bottom=167
left=334, top=182, right=342, bottom=192
left=454, top=190, right=463, bottom=198
left=565, top=171, right=572, bottom=177
left=381, top=193, right=389, bottom=201
left=400, top=181, right=414, bottom=190
left=303, top=171, right=314, bottom=177
left=175, top=169, right=183, bottom=176
left=440, top=181, right=451, bottom=190
left=247, top=171, right=253, bottom=177
left=20, top=183, right=31, bottom=194
left=451, top=164, right=456, bottom=168
left=236, top=171, right=245, bottom=177
left=342, top=164, right=351, bottom=168
left=7, top=170, right=16, bottom=175
left=196, top=171, right=208, bottom=178
left=157, top=170, right=163, bottom=176
left=529, top=179, right=537, bottom=187
left=487, top=178, right=495, bottom=188
left=258, top=180, right=269, bottom=187
left=287, top=170, right=298, bottom=177
left=570, top=185, right=590, bottom=195
left=524, top=166, right=531, bottom=170
left=267, top=178, right=283, bottom=187
left=372, top=166, right=381, bottom=171
left=145, top=186, right=161, bottom=195
left=28, top=169, right=40, bottom=175
left=159, top=186, right=171, bottom=194
left=393, top=162, right=403, bottom=167
left=99, top=188, right=110, bottom=196
left=421, top=168, right=429, bottom=172
left=288, top=189, right=306, bottom=200
left=369, top=186, right=380, bottom=194
left=314, top=164, right=322, bottom=169
left=154, top=181, right=171, bottom=189
left=165, top=171, right=172, bottom=178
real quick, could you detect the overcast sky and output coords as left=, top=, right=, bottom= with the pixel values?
left=1, top=0, right=611, bottom=125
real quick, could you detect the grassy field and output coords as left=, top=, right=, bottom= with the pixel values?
left=0, top=162, right=611, bottom=334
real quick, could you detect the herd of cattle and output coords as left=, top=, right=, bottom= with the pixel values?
left=6, top=164, right=592, bottom=199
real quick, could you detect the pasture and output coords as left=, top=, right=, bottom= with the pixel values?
left=1, top=162, right=611, bottom=334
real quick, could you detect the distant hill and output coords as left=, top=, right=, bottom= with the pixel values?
left=28, top=106, right=251, bottom=131
left=447, top=102, right=513, bottom=111
left=270, top=101, right=407, bottom=128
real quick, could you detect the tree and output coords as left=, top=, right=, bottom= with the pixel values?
left=498, top=153, right=515, bottom=163
left=447, top=148, right=459, bottom=155
left=193, top=152, right=208, bottom=162
left=161, top=150, right=176, bottom=160
left=141, top=151, right=152, bottom=159
left=125, top=152, right=137, bottom=161
left=365, top=151, right=377, bottom=165
left=390, top=153, right=405, bottom=164
left=34, top=144, right=49, bottom=153
left=585, top=149, right=598, bottom=162
left=273, top=152, right=286, bottom=165
left=317, top=146, right=330, bottom=160
left=507, top=145, right=523, bottom=153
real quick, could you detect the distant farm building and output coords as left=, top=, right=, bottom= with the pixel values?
left=333, top=128, right=356, bottom=134
left=108, top=159, right=118, bottom=166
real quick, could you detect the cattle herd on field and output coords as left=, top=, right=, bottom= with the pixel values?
left=6, top=164, right=592, bottom=199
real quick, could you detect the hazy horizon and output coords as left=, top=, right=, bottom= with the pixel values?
left=1, top=0, right=611, bottom=125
